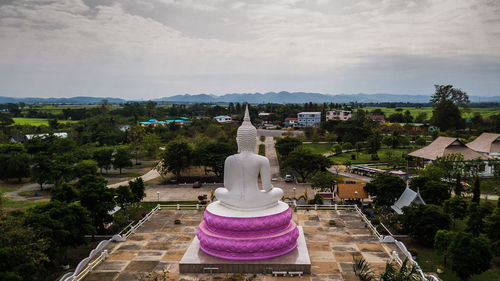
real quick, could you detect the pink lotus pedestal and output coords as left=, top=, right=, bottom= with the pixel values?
left=197, top=207, right=299, bottom=260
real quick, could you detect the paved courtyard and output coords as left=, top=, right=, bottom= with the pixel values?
left=84, top=209, right=392, bottom=281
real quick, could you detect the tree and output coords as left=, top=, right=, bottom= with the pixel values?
left=113, top=147, right=133, bottom=174
left=51, top=180, right=80, bottom=203
left=115, top=185, right=134, bottom=209
left=409, top=176, right=450, bottom=205
left=141, top=133, right=162, bottom=158
left=0, top=144, right=30, bottom=182
left=76, top=175, right=115, bottom=232
left=443, top=196, right=468, bottom=220
left=158, top=140, right=193, bottom=180
left=434, top=153, right=465, bottom=186
left=430, top=84, right=470, bottom=107
left=24, top=201, right=94, bottom=261
left=431, top=100, right=464, bottom=131
left=448, top=232, right=492, bottom=280
left=311, top=172, right=342, bottom=192
left=466, top=202, right=485, bottom=236
left=129, top=177, right=145, bottom=203
left=354, top=141, right=364, bottom=158
left=485, top=206, right=500, bottom=255
left=73, top=159, right=98, bottom=178
left=197, top=141, right=236, bottom=178
left=129, top=124, right=145, bottom=164
left=400, top=204, right=451, bottom=246
left=342, top=142, right=353, bottom=151
left=31, top=153, right=53, bottom=190
left=282, top=147, right=330, bottom=183
left=415, top=112, right=427, bottom=123
left=364, top=173, right=406, bottom=206
left=415, top=136, right=427, bottom=146
left=367, top=130, right=382, bottom=154
left=434, top=230, right=457, bottom=266
left=275, top=137, right=302, bottom=157
left=472, top=176, right=480, bottom=203
left=93, top=147, right=114, bottom=174
left=332, top=143, right=342, bottom=154
left=353, top=256, right=422, bottom=281
left=403, top=110, right=413, bottom=123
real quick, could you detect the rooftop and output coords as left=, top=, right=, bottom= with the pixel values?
left=337, top=184, right=368, bottom=199
left=408, top=136, right=488, bottom=161
left=83, top=209, right=391, bottom=281
left=466, top=132, right=500, bottom=153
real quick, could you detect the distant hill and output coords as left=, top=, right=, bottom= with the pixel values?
left=154, top=91, right=500, bottom=104
left=0, top=96, right=126, bottom=104
left=1, top=92, right=499, bottom=104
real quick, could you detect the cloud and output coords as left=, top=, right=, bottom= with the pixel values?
left=0, top=0, right=499, bottom=98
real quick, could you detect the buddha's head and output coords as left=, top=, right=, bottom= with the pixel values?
left=237, top=105, right=257, bottom=152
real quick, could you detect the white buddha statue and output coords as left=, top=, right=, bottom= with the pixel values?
left=214, top=106, right=284, bottom=210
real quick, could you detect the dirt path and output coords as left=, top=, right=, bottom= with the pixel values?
left=107, top=168, right=161, bottom=188
left=3, top=183, right=51, bottom=201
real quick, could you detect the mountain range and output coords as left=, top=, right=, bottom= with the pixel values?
left=1, top=92, right=499, bottom=104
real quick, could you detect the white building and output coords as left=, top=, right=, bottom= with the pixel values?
left=214, top=115, right=232, bottom=123
left=297, top=112, right=321, bottom=127
left=326, top=110, right=352, bottom=121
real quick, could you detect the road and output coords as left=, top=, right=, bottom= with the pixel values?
left=257, top=129, right=304, bottom=138
left=264, top=136, right=281, bottom=179
left=107, top=168, right=161, bottom=188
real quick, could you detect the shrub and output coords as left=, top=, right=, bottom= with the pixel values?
left=174, top=219, right=181, bottom=225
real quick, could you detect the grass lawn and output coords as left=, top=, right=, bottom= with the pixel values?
left=416, top=246, right=500, bottom=281
left=481, top=178, right=500, bottom=195
left=307, top=145, right=415, bottom=165
left=12, top=117, right=78, bottom=126
left=303, top=143, right=332, bottom=154
left=363, top=107, right=500, bottom=120
left=1, top=198, right=49, bottom=209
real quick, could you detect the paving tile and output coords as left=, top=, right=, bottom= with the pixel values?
left=143, top=241, right=171, bottom=250
left=357, top=243, right=385, bottom=253
left=361, top=252, right=390, bottom=263
left=84, top=272, right=118, bottom=281
left=311, top=261, right=340, bottom=274
left=307, top=241, right=331, bottom=251
left=338, top=262, right=355, bottom=274
left=94, top=260, right=129, bottom=272
left=123, top=260, right=159, bottom=272
left=330, top=243, right=359, bottom=252
left=333, top=252, right=361, bottom=262
left=161, top=250, right=186, bottom=261
left=309, top=251, right=335, bottom=262
left=311, top=274, right=343, bottom=281
left=108, top=250, right=138, bottom=261
left=114, top=272, right=146, bottom=281
left=118, top=243, right=146, bottom=250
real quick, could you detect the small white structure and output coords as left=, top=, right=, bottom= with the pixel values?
left=25, top=132, right=68, bottom=140
left=326, top=110, right=352, bottom=121
left=214, top=115, right=232, bottom=123
left=297, top=112, right=321, bottom=127
left=391, top=186, right=425, bottom=214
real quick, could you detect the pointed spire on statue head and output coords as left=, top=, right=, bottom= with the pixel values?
left=244, top=104, right=250, bottom=122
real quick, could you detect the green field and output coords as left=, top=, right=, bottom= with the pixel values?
left=363, top=107, right=500, bottom=120
left=13, top=118, right=78, bottom=126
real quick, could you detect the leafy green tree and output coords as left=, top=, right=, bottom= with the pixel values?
left=415, top=112, right=427, bottom=123
left=367, top=130, right=382, bottom=154
left=311, top=172, right=342, bottom=192
left=51, top=180, right=80, bottom=203
left=141, top=133, right=162, bottom=158
left=282, top=147, right=330, bottom=183
left=197, top=141, right=236, bottom=178
left=409, top=176, right=450, bottom=205
left=129, top=177, right=145, bottom=203
left=0, top=212, right=49, bottom=281
left=93, top=147, right=114, bottom=174
left=434, top=153, right=465, bottom=185
left=115, top=185, right=134, bottom=209
left=129, top=124, right=145, bottom=164
left=158, top=140, right=193, bottom=180
left=434, top=230, right=457, bottom=266
left=431, top=100, right=464, bottom=131
left=472, top=176, right=480, bottom=203
left=31, top=153, right=53, bottom=190
left=400, top=204, right=451, bottom=245
left=354, top=141, right=364, bottom=158
left=466, top=202, right=486, bottom=236
left=76, top=175, right=115, bottom=232
left=73, top=159, right=98, bottom=178
left=0, top=144, right=30, bottom=182
left=113, top=147, right=133, bottom=174
left=275, top=137, right=302, bottom=157
left=415, top=136, right=427, bottom=146
left=24, top=201, right=94, bottom=261
left=485, top=206, right=500, bottom=255
left=443, top=196, right=468, bottom=220
left=448, top=232, right=492, bottom=280
left=332, top=143, right=342, bottom=154
left=342, top=142, right=353, bottom=151
left=365, top=173, right=406, bottom=206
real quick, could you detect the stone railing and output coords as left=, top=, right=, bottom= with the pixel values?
left=60, top=204, right=162, bottom=281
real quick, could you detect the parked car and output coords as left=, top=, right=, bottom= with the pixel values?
left=193, top=181, right=202, bottom=188
left=285, top=175, right=294, bottom=182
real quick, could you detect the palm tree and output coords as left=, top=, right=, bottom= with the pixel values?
left=353, top=255, right=423, bottom=281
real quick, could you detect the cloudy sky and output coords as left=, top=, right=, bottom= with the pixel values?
left=1, top=0, right=499, bottom=99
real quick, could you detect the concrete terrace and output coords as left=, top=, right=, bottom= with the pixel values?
left=84, top=209, right=392, bottom=281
